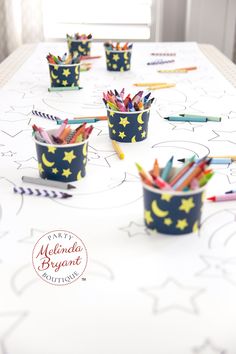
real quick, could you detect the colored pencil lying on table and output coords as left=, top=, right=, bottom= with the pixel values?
left=22, top=176, right=76, bottom=190
left=178, top=157, right=234, bottom=164
left=180, top=114, right=221, bottom=122
left=208, top=193, right=236, bottom=202
left=13, top=186, right=72, bottom=199
left=111, top=140, right=125, bottom=160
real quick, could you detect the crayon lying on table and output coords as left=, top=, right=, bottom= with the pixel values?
left=111, top=140, right=125, bottom=160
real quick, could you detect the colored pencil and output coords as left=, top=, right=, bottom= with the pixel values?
left=57, top=119, right=97, bottom=124
left=48, top=86, right=83, bottom=92
left=208, top=193, right=236, bottom=202
left=22, top=176, right=76, bottom=190
left=13, top=186, right=72, bottom=198
left=180, top=114, right=221, bottom=122
left=111, top=140, right=125, bottom=160
left=164, top=116, right=207, bottom=122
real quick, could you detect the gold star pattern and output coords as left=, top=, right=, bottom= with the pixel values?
left=138, top=126, right=143, bottom=131
left=179, top=197, right=195, bottom=213
left=161, top=194, right=172, bottom=202
left=112, top=54, right=120, bottom=61
left=54, top=66, right=59, bottom=70
left=144, top=210, right=154, bottom=225
left=119, top=117, right=130, bottom=127
left=63, top=68, right=71, bottom=77
left=120, top=67, right=124, bottom=72
left=48, top=146, right=56, bottom=154
left=112, top=129, right=116, bottom=134
left=192, top=221, right=199, bottom=233
left=112, top=64, right=118, bottom=69
left=62, top=168, right=72, bottom=178
left=63, top=150, right=77, bottom=164
left=38, top=163, right=44, bottom=174
left=62, top=80, right=68, bottom=86
left=141, top=131, right=146, bottom=138
left=164, top=218, right=173, bottom=226
left=119, top=131, right=126, bottom=139
left=56, top=79, right=60, bottom=83
left=109, top=111, right=115, bottom=117
left=176, top=219, right=188, bottom=231
left=52, top=168, right=58, bottom=174
left=126, top=64, right=130, bottom=69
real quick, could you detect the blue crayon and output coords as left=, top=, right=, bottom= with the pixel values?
left=161, top=156, right=174, bottom=181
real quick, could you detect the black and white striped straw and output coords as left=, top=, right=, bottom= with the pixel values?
left=32, top=110, right=61, bottom=122
left=13, top=186, right=72, bottom=199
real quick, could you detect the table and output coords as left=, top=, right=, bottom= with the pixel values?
left=0, top=42, right=236, bottom=354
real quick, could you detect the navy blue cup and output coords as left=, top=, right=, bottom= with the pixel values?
left=35, top=129, right=88, bottom=182
left=143, top=179, right=205, bottom=235
left=48, top=63, right=80, bottom=88
left=105, top=50, right=132, bottom=71
left=67, top=39, right=92, bottom=56
left=107, top=108, right=150, bottom=143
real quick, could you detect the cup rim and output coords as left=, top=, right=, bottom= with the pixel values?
left=34, top=128, right=89, bottom=148
left=48, top=63, right=81, bottom=67
left=142, top=182, right=205, bottom=196
left=106, top=107, right=150, bottom=115
left=67, top=38, right=92, bottom=43
left=105, top=49, right=132, bottom=53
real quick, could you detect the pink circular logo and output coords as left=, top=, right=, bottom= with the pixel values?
left=32, top=230, right=88, bottom=286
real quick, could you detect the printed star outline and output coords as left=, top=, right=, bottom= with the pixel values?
left=120, top=221, right=151, bottom=237
left=140, top=278, right=204, bottom=314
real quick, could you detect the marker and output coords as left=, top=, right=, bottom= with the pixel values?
left=13, top=186, right=72, bottom=199
left=111, top=140, right=125, bottom=160
left=225, top=190, right=236, bottom=194
left=73, top=116, right=107, bottom=121
left=161, top=156, right=174, bottom=181
left=180, top=114, right=221, bottom=122
left=164, top=116, right=207, bottom=122
left=207, top=193, right=236, bottom=202
left=22, top=176, right=76, bottom=190
left=57, top=119, right=97, bottom=124
left=48, top=86, right=83, bottom=92
left=178, top=157, right=233, bottom=164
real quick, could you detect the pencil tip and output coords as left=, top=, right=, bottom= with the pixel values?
left=68, top=184, right=76, bottom=189
left=178, top=158, right=185, bottom=163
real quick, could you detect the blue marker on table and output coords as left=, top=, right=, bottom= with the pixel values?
left=178, top=157, right=232, bottom=164
left=161, top=156, right=174, bottom=181
left=57, top=119, right=97, bottom=124
left=164, top=116, right=207, bottom=122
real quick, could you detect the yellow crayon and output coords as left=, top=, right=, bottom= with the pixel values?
left=112, top=140, right=125, bottom=160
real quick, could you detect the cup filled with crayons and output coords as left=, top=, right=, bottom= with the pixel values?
left=33, top=120, right=93, bottom=183
left=104, top=42, right=133, bottom=72
left=103, top=89, right=154, bottom=143
left=137, top=156, right=214, bottom=235
left=67, top=33, right=92, bottom=57
left=46, top=53, right=81, bottom=91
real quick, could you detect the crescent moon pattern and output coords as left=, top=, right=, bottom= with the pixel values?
left=107, top=109, right=150, bottom=142
left=137, top=112, right=144, bottom=124
left=151, top=200, right=169, bottom=218
left=37, top=143, right=87, bottom=182
left=42, top=153, right=55, bottom=168
left=143, top=188, right=203, bottom=235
